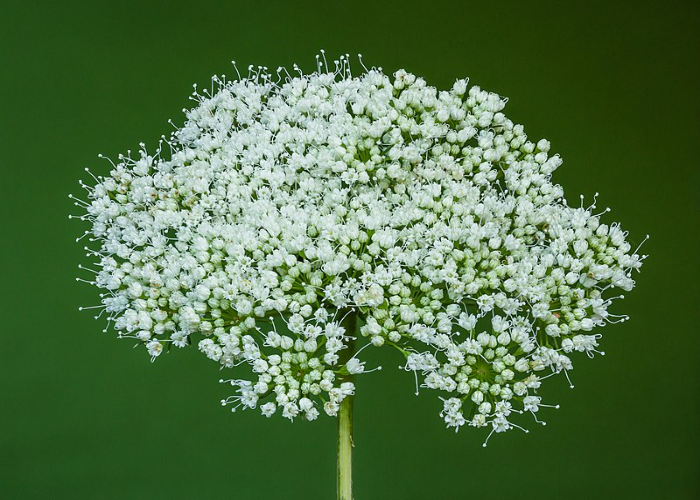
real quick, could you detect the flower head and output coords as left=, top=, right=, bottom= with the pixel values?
left=75, top=54, right=646, bottom=440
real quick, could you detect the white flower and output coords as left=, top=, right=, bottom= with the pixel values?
left=76, top=54, right=646, bottom=440
left=146, top=340, right=163, bottom=359
left=260, top=402, right=276, bottom=417
left=346, top=358, right=365, bottom=374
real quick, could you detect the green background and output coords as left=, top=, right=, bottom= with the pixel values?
left=1, top=1, right=698, bottom=498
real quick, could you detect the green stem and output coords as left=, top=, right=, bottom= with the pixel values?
left=337, top=392, right=353, bottom=500
left=337, top=312, right=356, bottom=500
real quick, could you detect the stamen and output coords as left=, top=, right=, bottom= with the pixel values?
left=633, top=234, right=650, bottom=256
left=510, top=422, right=529, bottom=434
left=358, top=53, right=369, bottom=73
left=78, top=305, right=106, bottom=311
left=83, top=167, right=100, bottom=183
left=530, top=411, right=547, bottom=425
left=564, top=370, right=574, bottom=389
left=482, top=427, right=496, bottom=447
left=68, top=194, right=89, bottom=207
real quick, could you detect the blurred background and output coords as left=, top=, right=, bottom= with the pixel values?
left=1, top=1, right=698, bottom=498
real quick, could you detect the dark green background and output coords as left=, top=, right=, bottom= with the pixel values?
left=1, top=1, right=698, bottom=498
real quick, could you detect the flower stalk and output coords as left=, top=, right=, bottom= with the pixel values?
left=337, top=312, right=356, bottom=500
left=337, top=392, right=353, bottom=500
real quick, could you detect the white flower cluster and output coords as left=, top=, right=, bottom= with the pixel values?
left=75, top=55, right=646, bottom=440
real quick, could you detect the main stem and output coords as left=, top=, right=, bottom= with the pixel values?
left=337, top=389, right=353, bottom=500
left=337, top=313, right=356, bottom=500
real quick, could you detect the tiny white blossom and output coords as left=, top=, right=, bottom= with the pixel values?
left=146, top=340, right=163, bottom=359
